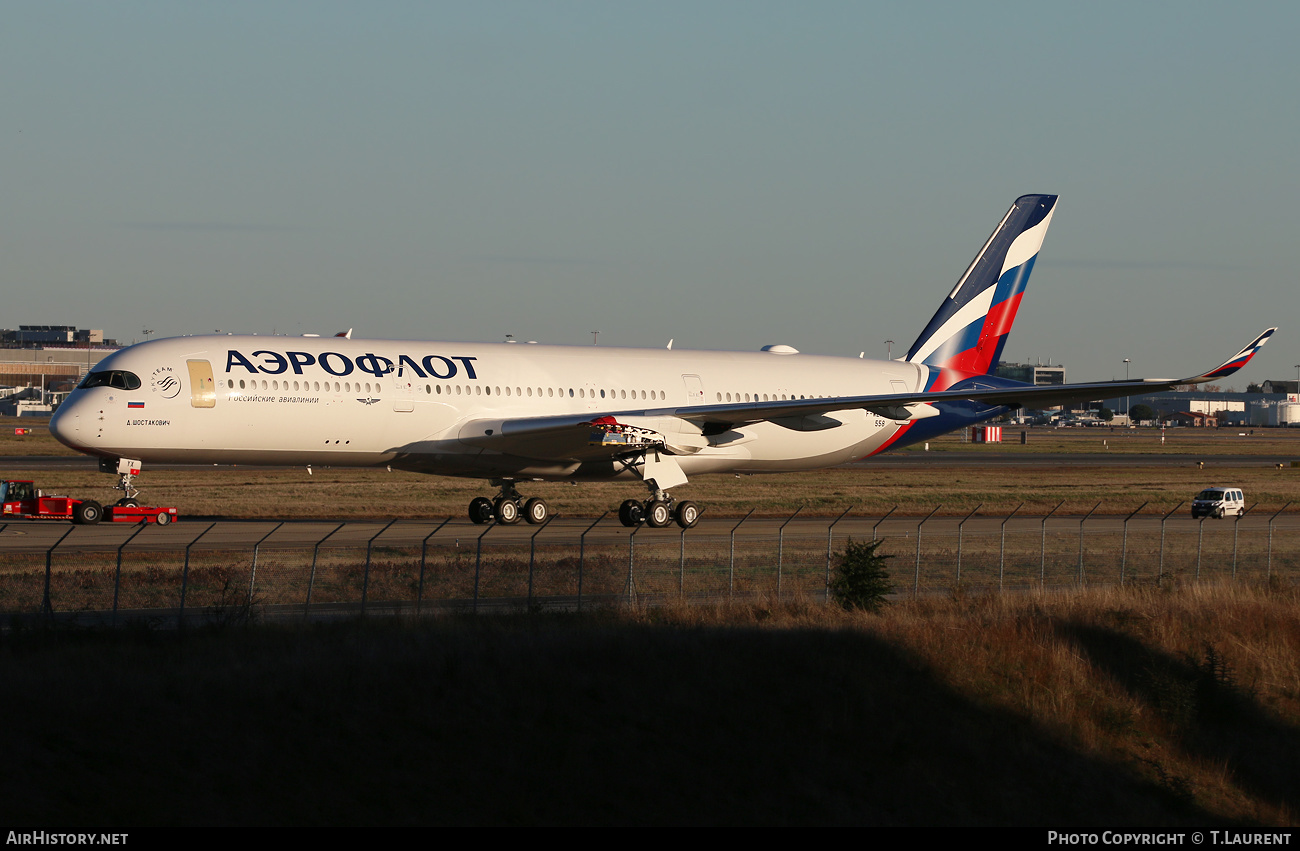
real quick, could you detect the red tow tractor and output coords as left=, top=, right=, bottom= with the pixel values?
left=0, top=479, right=178, bottom=525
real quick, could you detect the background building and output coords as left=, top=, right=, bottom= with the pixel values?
left=0, top=325, right=120, bottom=415
left=994, top=361, right=1066, bottom=386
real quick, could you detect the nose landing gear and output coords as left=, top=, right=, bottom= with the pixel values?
left=99, top=457, right=144, bottom=505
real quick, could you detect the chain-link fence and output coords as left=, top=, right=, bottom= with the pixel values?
left=2, top=504, right=1298, bottom=625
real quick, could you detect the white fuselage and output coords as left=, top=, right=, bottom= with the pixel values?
left=51, top=336, right=928, bottom=481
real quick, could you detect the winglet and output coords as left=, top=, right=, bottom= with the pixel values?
left=1182, top=328, right=1277, bottom=383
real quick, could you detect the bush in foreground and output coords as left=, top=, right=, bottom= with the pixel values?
left=830, top=537, right=893, bottom=611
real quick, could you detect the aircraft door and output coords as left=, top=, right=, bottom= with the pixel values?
left=186, top=360, right=215, bottom=408
left=682, top=374, right=705, bottom=405
left=393, top=374, right=414, bottom=412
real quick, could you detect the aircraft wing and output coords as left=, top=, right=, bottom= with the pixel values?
left=669, top=327, right=1278, bottom=427
left=456, top=328, right=1275, bottom=459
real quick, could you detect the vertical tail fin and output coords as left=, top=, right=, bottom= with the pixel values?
left=905, top=194, right=1058, bottom=387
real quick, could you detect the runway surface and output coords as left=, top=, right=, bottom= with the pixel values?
left=2, top=512, right=1296, bottom=554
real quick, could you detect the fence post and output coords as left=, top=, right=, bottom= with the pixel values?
left=179, top=522, right=216, bottom=627
left=1120, top=502, right=1148, bottom=584
left=729, top=510, right=755, bottom=597
left=1077, top=502, right=1100, bottom=586
left=679, top=507, right=703, bottom=599
left=914, top=505, right=942, bottom=597
left=999, top=503, right=1023, bottom=592
left=1196, top=516, right=1205, bottom=581
left=777, top=506, right=804, bottom=600
left=955, top=504, right=983, bottom=586
left=624, top=522, right=641, bottom=606
left=41, top=526, right=76, bottom=619
left=528, top=514, right=555, bottom=606
left=577, top=512, right=608, bottom=613
left=1040, top=501, right=1064, bottom=587
left=360, top=519, right=398, bottom=617
left=871, top=506, right=897, bottom=542
left=417, top=518, right=453, bottom=616
left=305, top=523, right=346, bottom=618
left=248, top=522, right=284, bottom=606
left=111, top=521, right=151, bottom=625
left=1158, top=502, right=1184, bottom=582
left=473, top=522, right=496, bottom=612
left=825, top=506, right=855, bottom=601
left=1232, top=503, right=1256, bottom=579
left=1267, top=502, right=1291, bottom=580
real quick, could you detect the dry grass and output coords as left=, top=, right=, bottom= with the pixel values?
left=2, top=582, right=1297, bottom=824
left=624, top=581, right=1300, bottom=824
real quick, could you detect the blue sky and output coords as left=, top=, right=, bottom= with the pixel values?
left=4, top=2, right=1297, bottom=384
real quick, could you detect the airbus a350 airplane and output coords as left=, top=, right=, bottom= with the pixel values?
left=50, top=194, right=1275, bottom=528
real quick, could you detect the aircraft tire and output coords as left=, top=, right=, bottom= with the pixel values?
left=73, top=500, right=102, bottom=525
left=495, top=498, right=521, bottom=525
left=674, top=501, right=700, bottom=529
left=646, top=500, right=671, bottom=528
left=618, top=499, right=643, bottom=527
left=116, top=498, right=139, bottom=508
left=524, top=498, right=548, bottom=525
left=469, top=497, right=494, bottom=524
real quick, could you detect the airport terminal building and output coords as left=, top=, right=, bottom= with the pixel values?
left=0, top=325, right=120, bottom=416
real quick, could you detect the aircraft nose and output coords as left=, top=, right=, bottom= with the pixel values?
left=49, top=397, right=88, bottom=451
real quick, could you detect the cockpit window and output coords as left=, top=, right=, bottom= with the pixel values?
left=79, top=370, right=142, bottom=391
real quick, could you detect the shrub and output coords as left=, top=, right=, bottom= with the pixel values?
left=831, top=538, right=893, bottom=611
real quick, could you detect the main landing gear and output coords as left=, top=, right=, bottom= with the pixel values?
left=618, top=490, right=700, bottom=529
left=468, top=480, right=549, bottom=526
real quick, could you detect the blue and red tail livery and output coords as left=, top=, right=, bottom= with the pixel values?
left=906, top=194, right=1057, bottom=390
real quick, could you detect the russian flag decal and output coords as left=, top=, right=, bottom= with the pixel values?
left=127, top=401, right=145, bottom=409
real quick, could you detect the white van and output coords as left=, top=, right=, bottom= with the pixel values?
left=1191, top=487, right=1245, bottom=519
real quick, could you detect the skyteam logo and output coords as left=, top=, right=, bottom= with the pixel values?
left=150, top=366, right=182, bottom=399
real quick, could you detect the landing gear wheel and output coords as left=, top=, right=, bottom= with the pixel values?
left=646, top=500, right=672, bottom=528
left=155, top=511, right=171, bottom=526
left=116, top=498, right=139, bottom=508
left=73, top=500, right=102, bottom=525
left=469, top=496, right=494, bottom=525
left=494, top=498, right=521, bottom=525
left=523, top=497, right=549, bottom=525
left=674, top=500, right=700, bottom=529
left=619, top=499, right=644, bottom=527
